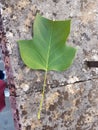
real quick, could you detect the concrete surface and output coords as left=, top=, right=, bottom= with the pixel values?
left=0, top=0, right=98, bottom=130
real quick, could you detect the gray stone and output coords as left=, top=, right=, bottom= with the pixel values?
left=1, top=0, right=98, bottom=129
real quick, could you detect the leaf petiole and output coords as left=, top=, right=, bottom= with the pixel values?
left=37, top=70, right=47, bottom=119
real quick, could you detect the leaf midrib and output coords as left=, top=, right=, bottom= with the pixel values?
left=45, top=22, right=53, bottom=71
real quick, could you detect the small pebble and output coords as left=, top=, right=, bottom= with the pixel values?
left=20, top=83, right=29, bottom=92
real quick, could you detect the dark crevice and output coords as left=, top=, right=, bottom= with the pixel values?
left=25, top=76, right=98, bottom=94
left=50, top=77, right=98, bottom=90
left=70, top=77, right=98, bottom=85
left=86, top=61, right=98, bottom=68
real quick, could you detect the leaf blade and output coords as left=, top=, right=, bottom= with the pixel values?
left=18, top=14, right=76, bottom=72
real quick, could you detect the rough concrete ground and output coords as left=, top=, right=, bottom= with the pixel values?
left=0, top=0, right=98, bottom=129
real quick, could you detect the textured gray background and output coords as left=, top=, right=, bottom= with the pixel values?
left=1, top=0, right=98, bottom=130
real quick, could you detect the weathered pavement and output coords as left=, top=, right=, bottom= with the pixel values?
left=0, top=0, right=98, bottom=130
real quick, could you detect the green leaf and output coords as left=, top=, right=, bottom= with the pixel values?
left=18, top=14, right=76, bottom=72
left=18, top=14, right=77, bottom=119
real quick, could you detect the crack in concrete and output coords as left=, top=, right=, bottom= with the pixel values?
left=49, top=77, right=98, bottom=90
left=69, top=77, right=98, bottom=85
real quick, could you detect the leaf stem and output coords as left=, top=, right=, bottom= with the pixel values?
left=37, top=70, right=47, bottom=119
